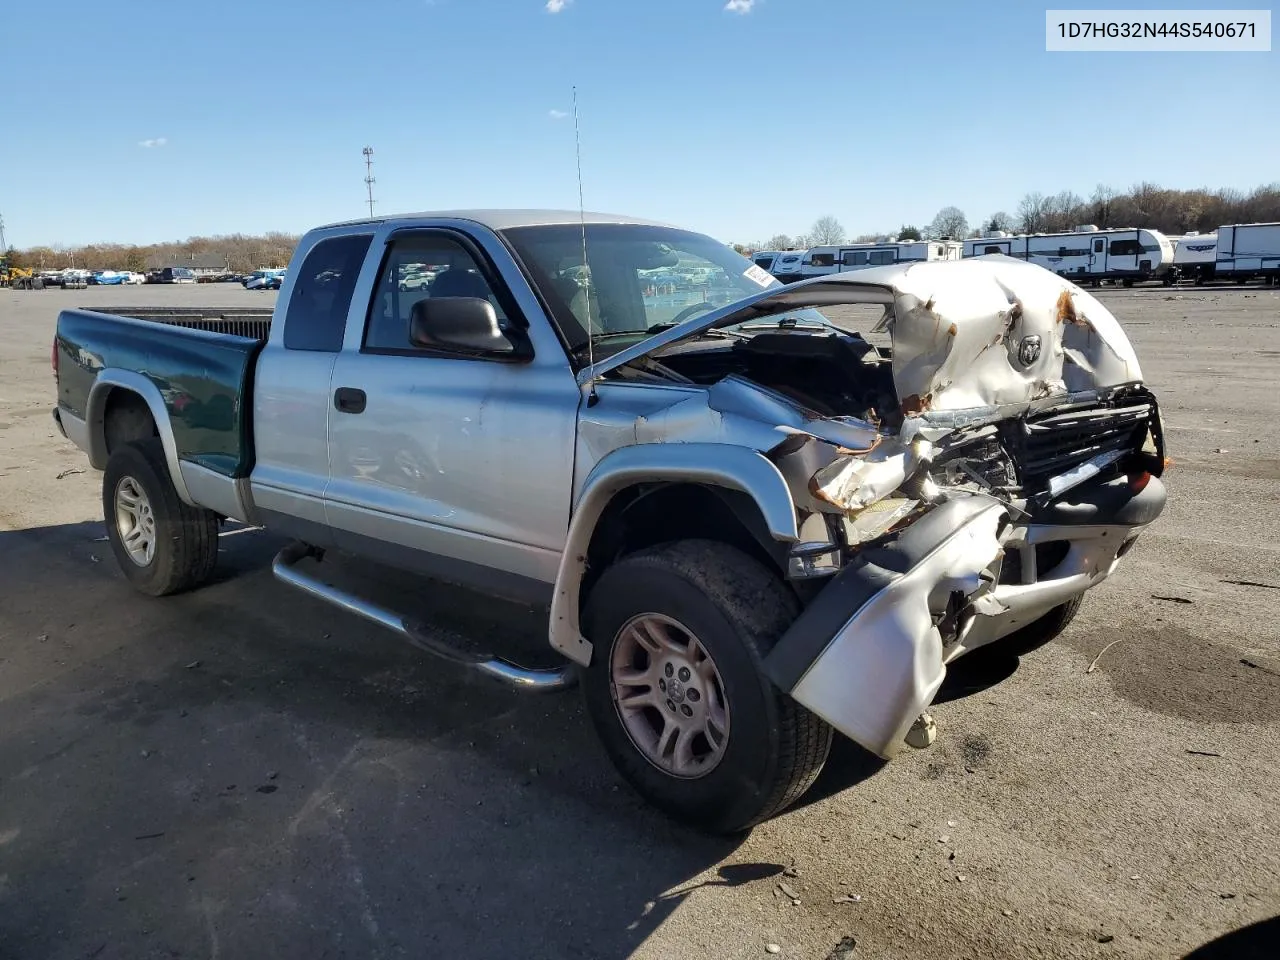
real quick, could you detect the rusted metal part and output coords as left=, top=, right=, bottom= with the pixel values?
left=1055, top=288, right=1081, bottom=325
left=899, top=393, right=932, bottom=416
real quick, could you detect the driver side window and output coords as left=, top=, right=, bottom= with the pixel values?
left=364, top=234, right=508, bottom=352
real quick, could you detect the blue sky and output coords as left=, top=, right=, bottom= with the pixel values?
left=2, top=0, right=1275, bottom=247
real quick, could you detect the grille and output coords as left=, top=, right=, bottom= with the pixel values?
left=1000, top=401, right=1151, bottom=492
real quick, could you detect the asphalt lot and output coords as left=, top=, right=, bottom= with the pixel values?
left=1, top=282, right=1277, bottom=960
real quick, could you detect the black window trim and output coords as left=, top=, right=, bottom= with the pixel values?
left=360, top=227, right=533, bottom=362
left=282, top=232, right=375, bottom=353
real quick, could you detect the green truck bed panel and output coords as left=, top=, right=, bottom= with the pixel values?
left=56, top=308, right=268, bottom=478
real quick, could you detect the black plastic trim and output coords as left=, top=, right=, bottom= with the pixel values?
left=1028, top=474, right=1167, bottom=527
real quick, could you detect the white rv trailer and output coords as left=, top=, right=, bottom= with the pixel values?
left=1170, top=232, right=1218, bottom=284
left=963, top=226, right=1173, bottom=285
left=1214, top=223, right=1280, bottom=284
left=796, top=239, right=962, bottom=280
left=751, top=250, right=783, bottom=273
left=767, top=249, right=807, bottom=283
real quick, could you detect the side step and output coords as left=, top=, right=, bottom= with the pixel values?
left=272, top=542, right=574, bottom=692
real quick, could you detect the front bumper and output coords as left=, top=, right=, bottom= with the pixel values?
left=764, top=474, right=1166, bottom=759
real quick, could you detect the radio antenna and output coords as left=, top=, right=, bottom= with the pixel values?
left=572, top=86, right=599, bottom=406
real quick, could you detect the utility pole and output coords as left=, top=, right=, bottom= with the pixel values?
left=0, top=213, right=7, bottom=252
left=362, top=147, right=376, bottom=218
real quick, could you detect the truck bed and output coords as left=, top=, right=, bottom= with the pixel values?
left=96, top=306, right=273, bottom=341
left=55, top=307, right=271, bottom=480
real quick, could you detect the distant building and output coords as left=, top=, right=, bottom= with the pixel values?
left=145, top=252, right=230, bottom=279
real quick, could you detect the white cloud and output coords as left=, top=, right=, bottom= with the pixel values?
left=546, top=0, right=569, bottom=12
left=548, top=109, right=569, bottom=120
left=724, top=0, right=755, bottom=12
left=138, top=137, right=168, bottom=148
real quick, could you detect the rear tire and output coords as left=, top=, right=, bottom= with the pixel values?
left=581, top=540, right=832, bottom=833
left=102, top=439, right=219, bottom=596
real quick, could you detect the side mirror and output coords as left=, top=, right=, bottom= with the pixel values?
left=408, top=297, right=518, bottom=356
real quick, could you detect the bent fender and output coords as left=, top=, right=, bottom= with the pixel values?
left=764, top=498, right=1008, bottom=758
left=549, top=443, right=799, bottom=665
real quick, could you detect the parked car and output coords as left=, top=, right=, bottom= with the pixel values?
left=52, top=210, right=1167, bottom=833
left=90, top=270, right=143, bottom=285
left=147, top=266, right=197, bottom=284
left=243, top=269, right=285, bottom=290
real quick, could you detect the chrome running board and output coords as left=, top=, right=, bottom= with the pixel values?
left=272, top=542, right=574, bottom=692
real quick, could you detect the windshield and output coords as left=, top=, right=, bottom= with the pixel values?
left=502, top=223, right=806, bottom=350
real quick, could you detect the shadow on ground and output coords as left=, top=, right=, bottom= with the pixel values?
left=0, top=520, right=773, bottom=960
left=0, top=518, right=1040, bottom=959
left=1183, top=915, right=1279, bottom=960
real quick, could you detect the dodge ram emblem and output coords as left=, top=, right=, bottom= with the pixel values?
left=1018, top=335, right=1042, bottom=366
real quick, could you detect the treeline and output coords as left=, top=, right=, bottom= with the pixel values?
left=8, top=182, right=1280, bottom=269
left=1010, top=182, right=1280, bottom=236
left=743, top=182, right=1280, bottom=251
left=5, top=232, right=299, bottom=273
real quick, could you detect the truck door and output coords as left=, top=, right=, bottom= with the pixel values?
left=324, top=228, right=580, bottom=600
left=251, top=231, right=374, bottom=544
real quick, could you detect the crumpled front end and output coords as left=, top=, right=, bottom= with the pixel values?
left=763, top=498, right=1010, bottom=757
left=573, top=257, right=1167, bottom=757
left=751, top=259, right=1168, bottom=758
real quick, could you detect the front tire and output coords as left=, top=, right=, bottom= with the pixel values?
left=102, top=439, right=219, bottom=596
left=1000, top=595, right=1083, bottom=656
left=581, top=540, right=832, bottom=833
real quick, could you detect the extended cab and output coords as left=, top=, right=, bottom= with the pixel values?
left=52, top=210, right=1167, bottom=832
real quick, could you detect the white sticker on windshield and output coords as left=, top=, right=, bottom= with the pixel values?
left=743, top=264, right=777, bottom=288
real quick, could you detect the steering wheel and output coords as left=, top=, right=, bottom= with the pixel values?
left=666, top=301, right=717, bottom=326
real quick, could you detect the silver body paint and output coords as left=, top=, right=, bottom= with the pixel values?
left=57, top=212, right=1165, bottom=761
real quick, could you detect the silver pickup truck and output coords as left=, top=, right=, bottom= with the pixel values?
left=52, top=210, right=1167, bottom=832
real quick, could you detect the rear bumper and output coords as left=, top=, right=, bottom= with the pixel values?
left=53, top=404, right=91, bottom=454
left=764, top=475, right=1166, bottom=758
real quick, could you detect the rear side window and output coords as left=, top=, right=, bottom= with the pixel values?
left=283, top=234, right=373, bottom=351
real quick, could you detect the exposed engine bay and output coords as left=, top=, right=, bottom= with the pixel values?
left=654, top=327, right=900, bottom=427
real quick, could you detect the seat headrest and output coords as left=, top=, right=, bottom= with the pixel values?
left=430, top=268, right=491, bottom=300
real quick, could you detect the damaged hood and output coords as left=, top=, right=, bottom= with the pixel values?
left=580, top=256, right=1143, bottom=414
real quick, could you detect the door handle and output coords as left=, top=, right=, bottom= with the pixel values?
left=333, top=387, right=367, bottom=414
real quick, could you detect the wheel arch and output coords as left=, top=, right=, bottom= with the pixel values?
left=549, top=443, right=799, bottom=666
left=87, top=371, right=193, bottom=504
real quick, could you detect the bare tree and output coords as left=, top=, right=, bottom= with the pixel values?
left=809, top=216, right=846, bottom=245
left=982, top=212, right=1014, bottom=234
left=1043, top=191, right=1085, bottom=232
left=1017, top=192, right=1049, bottom=233
left=928, top=206, right=969, bottom=240
left=1089, top=184, right=1117, bottom=227
left=766, top=233, right=796, bottom=250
